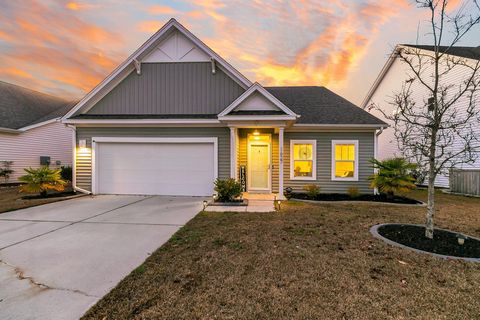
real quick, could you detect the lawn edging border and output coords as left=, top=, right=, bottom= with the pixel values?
left=370, top=223, right=480, bottom=263
left=291, top=198, right=426, bottom=207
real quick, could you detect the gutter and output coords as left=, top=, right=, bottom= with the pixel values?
left=0, top=127, right=21, bottom=134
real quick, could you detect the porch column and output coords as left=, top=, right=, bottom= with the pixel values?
left=278, top=127, right=285, bottom=199
left=230, top=127, right=237, bottom=179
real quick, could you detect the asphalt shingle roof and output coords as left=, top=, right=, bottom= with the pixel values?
left=403, top=44, right=480, bottom=61
left=266, top=86, right=387, bottom=125
left=0, top=80, right=73, bottom=129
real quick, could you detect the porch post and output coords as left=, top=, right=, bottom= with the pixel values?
left=278, top=127, right=285, bottom=199
left=230, top=127, right=237, bottom=179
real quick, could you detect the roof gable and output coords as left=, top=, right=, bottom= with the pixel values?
left=218, top=83, right=297, bottom=118
left=143, top=29, right=210, bottom=63
left=64, top=18, right=252, bottom=119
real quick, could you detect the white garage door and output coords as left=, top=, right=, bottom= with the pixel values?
left=95, top=141, right=215, bottom=196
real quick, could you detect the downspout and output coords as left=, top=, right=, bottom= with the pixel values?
left=373, top=127, right=384, bottom=195
left=66, top=124, right=91, bottom=195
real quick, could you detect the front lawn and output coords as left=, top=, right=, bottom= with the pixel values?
left=0, top=185, right=76, bottom=213
left=82, top=189, right=480, bottom=319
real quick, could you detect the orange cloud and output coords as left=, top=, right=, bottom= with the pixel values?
left=148, top=5, right=178, bottom=15
left=138, top=21, right=163, bottom=33
left=65, top=2, right=97, bottom=11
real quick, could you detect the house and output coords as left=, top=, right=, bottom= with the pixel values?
left=62, top=18, right=386, bottom=198
left=361, top=44, right=480, bottom=188
left=0, top=81, right=74, bottom=183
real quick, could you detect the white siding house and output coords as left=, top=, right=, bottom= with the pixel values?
left=362, top=45, right=480, bottom=188
left=0, top=81, right=74, bottom=183
left=0, top=121, right=73, bottom=182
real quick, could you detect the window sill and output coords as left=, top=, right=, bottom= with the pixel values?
left=290, top=176, right=317, bottom=181
left=331, top=177, right=358, bottom=182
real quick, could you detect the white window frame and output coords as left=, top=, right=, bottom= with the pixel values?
left=331, top=140, right=359, bottom=181
left=290, top=139, right=317, bottom=180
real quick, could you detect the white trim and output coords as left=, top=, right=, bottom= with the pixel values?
left=90, top=136, right=218, bottom=195
left=218, top=82, right=298, bottom=117
left=247, top=133, right=272, bottom=192
left=373, top=130, right=381, bottom=195
left=66, top=125, right=77, bottom=191
left=289, top=139, right=317, bottom=181
left=278, top=127, right=285, bottom=199
left=360, top=46, right=400, bottom=109
left=230, top=127, right=237, bottom=179
left=19, top=118, right=60, bottom=131
left=63, top=18, right=252, bottom=120
left=63, top=119, right=221, bottom=125
left=218, top=115, right=296, bottom=121
left=0, top=127, right=21, bottom=134
left=293, top=123, right=387, bottom=129
left=331, top=140, right=359, bottom=182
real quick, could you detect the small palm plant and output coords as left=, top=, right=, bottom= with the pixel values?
left=19, top=167, right=67, bottom=198
left=369, top=158, right=417, bottom=198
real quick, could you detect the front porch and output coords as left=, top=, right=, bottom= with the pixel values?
left=230, top=127, right=286, bottom=199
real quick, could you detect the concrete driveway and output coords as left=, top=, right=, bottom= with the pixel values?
left=0, top=195, right=204, bottom=320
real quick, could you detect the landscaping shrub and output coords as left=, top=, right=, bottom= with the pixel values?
left=303, top=184, right=320, bottom=198
left=369, top=158, right=417, bottom=198
left=214, top=178, right=242, bottom=202
left=18, top=166, right=67, bottom=197
left=60, top=166, right=73, bottom=182
left=347, top=186, right=360, bottom=198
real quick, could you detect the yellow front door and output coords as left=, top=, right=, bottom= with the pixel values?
left=249, top=143, right=270, bottom=190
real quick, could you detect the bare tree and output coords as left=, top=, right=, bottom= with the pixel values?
left=372, top=0, right=480, bottom=239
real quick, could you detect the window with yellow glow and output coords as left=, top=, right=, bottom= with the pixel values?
left=290, top=140, right=316, bottom=180
left=332, top=141, right=358, bottom=180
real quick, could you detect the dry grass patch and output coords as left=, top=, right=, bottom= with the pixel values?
left=0, top=185, right=76, bottom=213
left=82, top=190, right=480, bottom=319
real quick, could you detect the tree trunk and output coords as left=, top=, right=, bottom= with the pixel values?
left=425, top=153, right=436, bottom=239
left=425, top=176, right=435, bottom=239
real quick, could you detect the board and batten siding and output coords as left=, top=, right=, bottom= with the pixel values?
left=283, top=131, right=375, bottom=194
left=0, top=121, right=73, bottom=182
left=75, top=127, right=230, bottom=191
left=86, top=62, right=245, bottom=115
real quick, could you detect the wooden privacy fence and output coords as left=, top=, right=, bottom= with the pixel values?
left=450, top=169, right=480, bottom=196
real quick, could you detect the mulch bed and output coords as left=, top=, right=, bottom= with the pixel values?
left=21, top=190, right=77, bottom=200
left=378, top=224, right=480, bottom=258
left=290, top=192, right=422, bottom=204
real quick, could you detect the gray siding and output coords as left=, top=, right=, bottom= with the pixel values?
left=237, top=130, right=374, bottom=194
left=284, top=131, right=375, bottom=194
left=75, top=127, right=230, bottom=191
left=87, top=63, right=244, bottom=115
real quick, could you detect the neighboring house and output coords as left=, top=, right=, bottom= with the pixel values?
left=361, top=44, right=480, bottom=187
left=63, top=18, right=386, bottom=198
left=0, top=81, right=74, bottom=182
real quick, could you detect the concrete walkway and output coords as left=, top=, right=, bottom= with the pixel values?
left=207, top=193, right=277, bottom=212
left=0, top=195, right=204, bottom=320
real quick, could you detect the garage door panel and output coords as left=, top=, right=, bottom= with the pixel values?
left=96, top=142, right=215, bottom=196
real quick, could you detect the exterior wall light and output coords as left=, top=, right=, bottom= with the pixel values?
left=79, top=139, right=87, bottom=148
left=253, top=130, right=260, bottom=136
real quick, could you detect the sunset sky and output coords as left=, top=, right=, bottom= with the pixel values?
left=0, top=0, right=478, bottom=104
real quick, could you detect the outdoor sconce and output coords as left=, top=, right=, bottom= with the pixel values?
left=79, top=139, right=87, bottom=148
